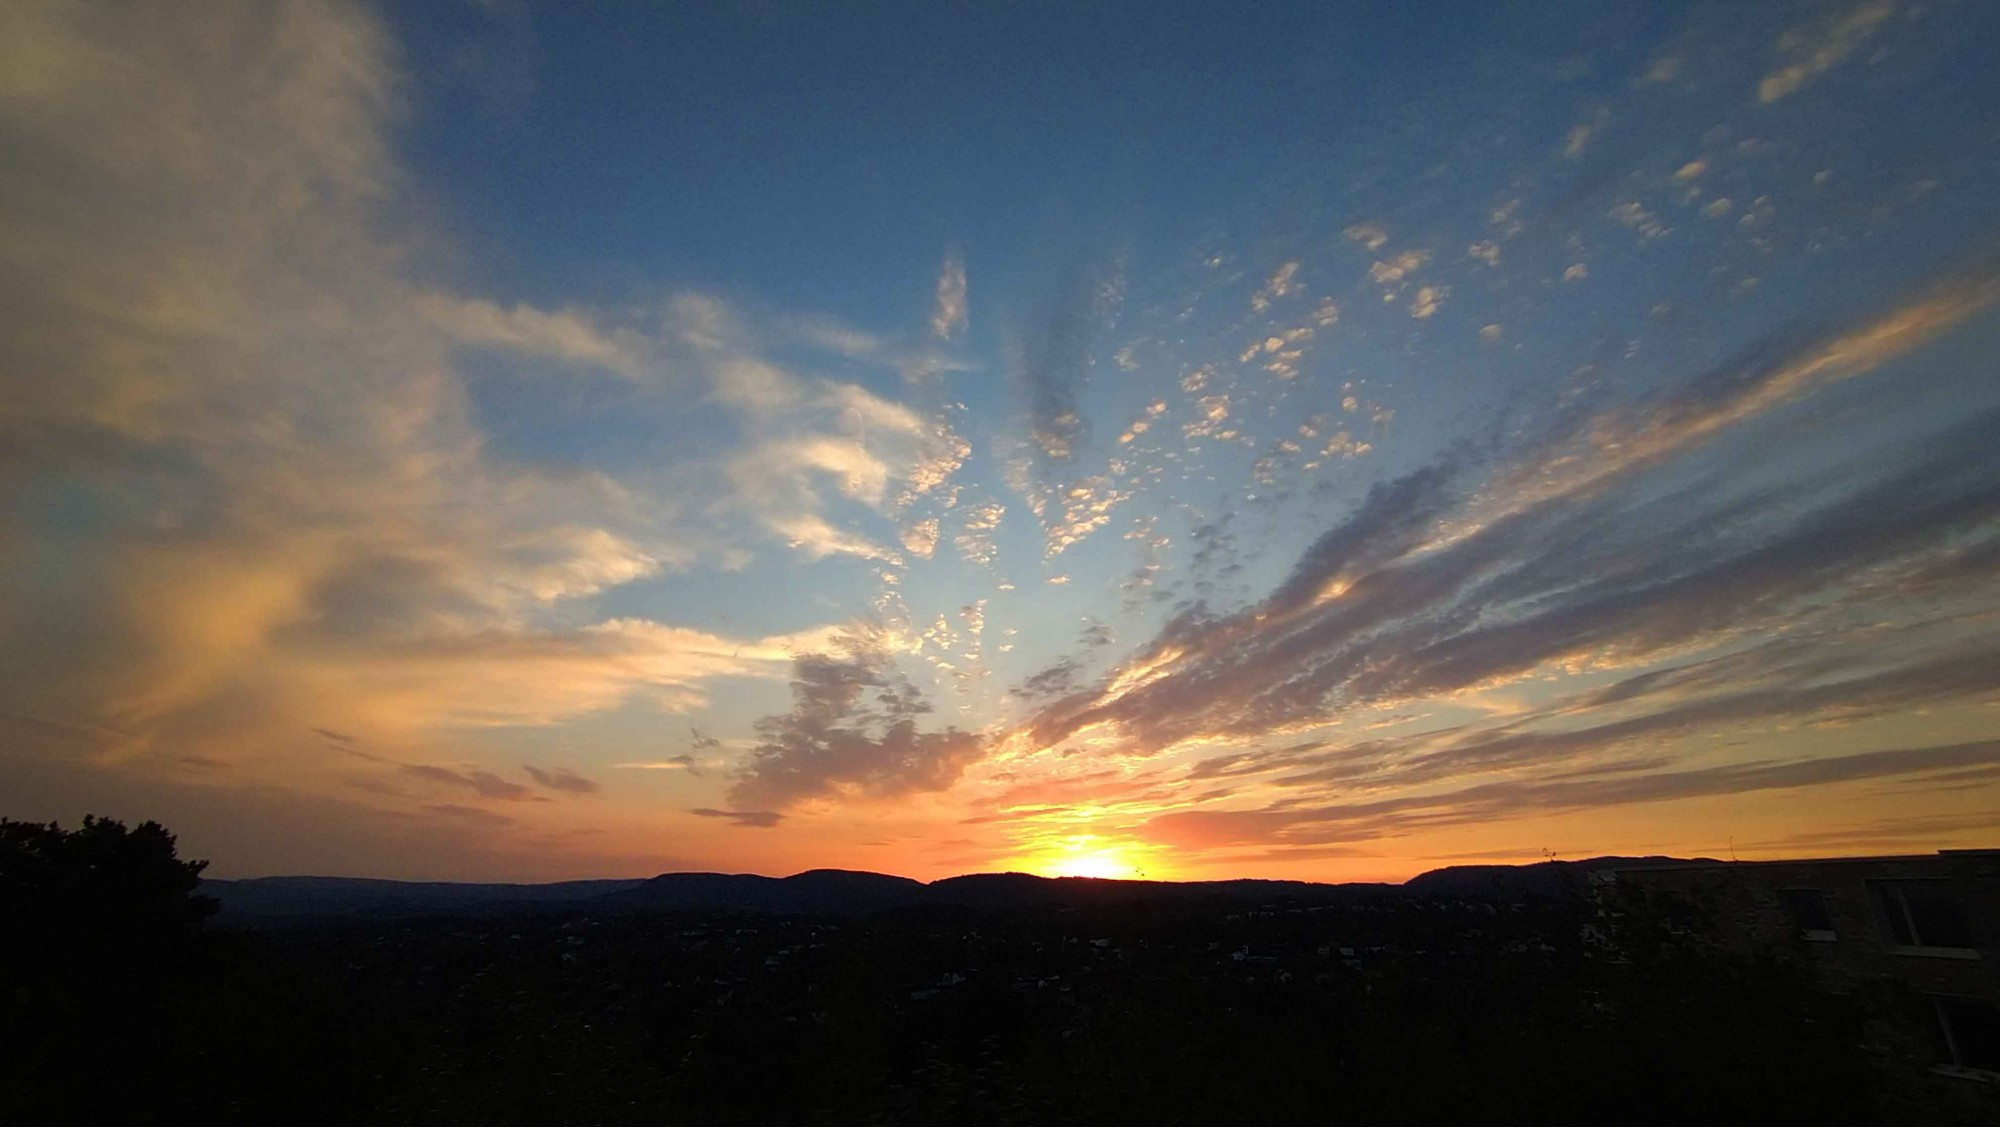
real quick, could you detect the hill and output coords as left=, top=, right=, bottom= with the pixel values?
left=598, top=870, right=1399, bottom=914
left=1401, top=855, right=1710, bottom=901
left=201, top=876, right=644, bottom=924
left=590, top=868, right=927, bottom=914
left=204, top=856, right=1700, bottom=924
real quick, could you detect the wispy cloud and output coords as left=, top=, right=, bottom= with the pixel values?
left=933, top=248, right=968, bottom=339
left=417, top=294, right=652, bottom=379
left=690, top=807, right=784, bottom=829
left=524, top=765, right=600, bottom=795
left=1017, top=263, right=1107, bottom=467
left=612, top=756, right=704, bottom=772
left=1563, top=108, right=1608, bottom=158
left=1736, top=808, right=2000, bottom=855
left=404, top=764, right=538, bottom=802
left=1013, top=265, right=2000, bottom=854
left=1758, top=1, right=1897, bottom=103
left=1147, top=739, right=2000, bottom=850
left=954, top=498, right=1007, bottom=567
left=0, top=2, right=906, bottom=836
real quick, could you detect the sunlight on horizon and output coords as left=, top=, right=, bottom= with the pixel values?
left=1019, top=837, right=1157, bottom=882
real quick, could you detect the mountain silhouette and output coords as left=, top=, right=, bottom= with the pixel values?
left=590, top=868, right=927, bottom=914
left=200, top=876, right=643, bottom=924
left=1401, top=856, right=1711, bottom=901
left=203, top=856, right=1701, bottom=923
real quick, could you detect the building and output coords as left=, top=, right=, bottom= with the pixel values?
left=1607, top=849, right=2000, bottom=1079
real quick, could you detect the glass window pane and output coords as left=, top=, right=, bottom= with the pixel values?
left=1874, top=883, right=1915, bottom=945
left=1938, top=998, right=2000, bottom=1072
left=1781, top=888, right=1833, bottom=934
left=1902, top=882, right=1975, bottom=948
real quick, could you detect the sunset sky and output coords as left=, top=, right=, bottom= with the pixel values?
left=4, top=0, right=1999, bottom=882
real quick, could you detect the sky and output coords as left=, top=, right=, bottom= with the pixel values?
left=4, top=0, right=1999, bottom=883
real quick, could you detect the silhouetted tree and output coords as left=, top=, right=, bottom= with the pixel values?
left=1, top=816, right=224, bottom=1123
left=0, top=815, right=216, bottom=980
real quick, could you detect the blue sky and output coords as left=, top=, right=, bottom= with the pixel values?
left=3, top=0, right=1998, bottom=880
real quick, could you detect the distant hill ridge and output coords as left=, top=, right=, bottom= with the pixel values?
left=593, top=869, right=1402, bottom=914
left=203, top=855, right=1697, bottom=923
left=1400, top=855, right=1712, bottom=901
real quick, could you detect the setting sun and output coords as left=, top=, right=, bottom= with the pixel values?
left=1026, top=837, right=1154, bottom=881
left=1045, top=853, right=1135, bottom=880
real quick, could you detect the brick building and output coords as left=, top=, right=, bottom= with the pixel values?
left=1607, top=849, right=2000, bottom=1079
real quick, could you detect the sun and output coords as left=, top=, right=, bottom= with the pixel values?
left=1046, top=852, right=1137, bottom=880
left=1028, top=837, right=1153, bottom=881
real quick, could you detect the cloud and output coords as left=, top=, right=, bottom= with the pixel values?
left=1368, top=250, right=1430, bottom=286
left=1012, top=658, right=1084, bottom=701
left=1037, top=407, right=2000, bottom=761
left=1147, top=738, right=2000, bottom=850
left=1250, top=262, right=1300, bottom=313
left=1038, top=476, right=1132, bottom=557
left=611, top=756, right=704, bottom=772
left=789, top=316, right=883, bottom=359
left=294, top=618, right=846, bottom=736
left=0, top=0, right=924, bottom=834
left=1638, top=55, right=1681, bottom=85
left=729, top=640, right=984, bottom=810
left=1258, top=638, right=2000, bottom=797
left=954, top=498, right=1007, bottom=566
left=759, top=437, right=899, bottom=507
left=1017, top=269, right=2000, bottom=780
left=689, top=808, right=784, bottom=829
left=1563, top=108, right=1608, bottom=158
left=1758, top=1, right=1896, bottom=103
left=932, top=248, right=968, bottom=339
left=403, top=764, right=537, bottom=802
left=1343, top=224, right=1389, bottom=252
left=892, top=517, right=935, bottom=559
left=0, top=4, right=466, bottom=768
left=523, top=765, right=600, bottom=795
left=418, top=275, right=970, bottom=572
left=714, top=363, right=967, bottom=563
left=1409, top=285, right=1447, bottom=319
left=1463, top=274, right=1999, bottom=535
left=417, top=294, right=650, bottom=378
left=1018, top=262, right=1115, bottom=467
left=1737, top=809, right=2000, bottom=855
left=756, top=515, right=881, bottom=561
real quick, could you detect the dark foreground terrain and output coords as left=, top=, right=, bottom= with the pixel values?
left=5, top=820, right=1994, bottom=1125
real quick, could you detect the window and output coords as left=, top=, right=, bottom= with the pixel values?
left=1873, top=880, right=1978, bottom=951
left=1780, top=888, right=1836, bottom=941
left=1932, top=996, right=2000, bottom=1074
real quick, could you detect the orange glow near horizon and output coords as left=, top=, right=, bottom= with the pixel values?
left=1017, top=836, right=1159, bottom=881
